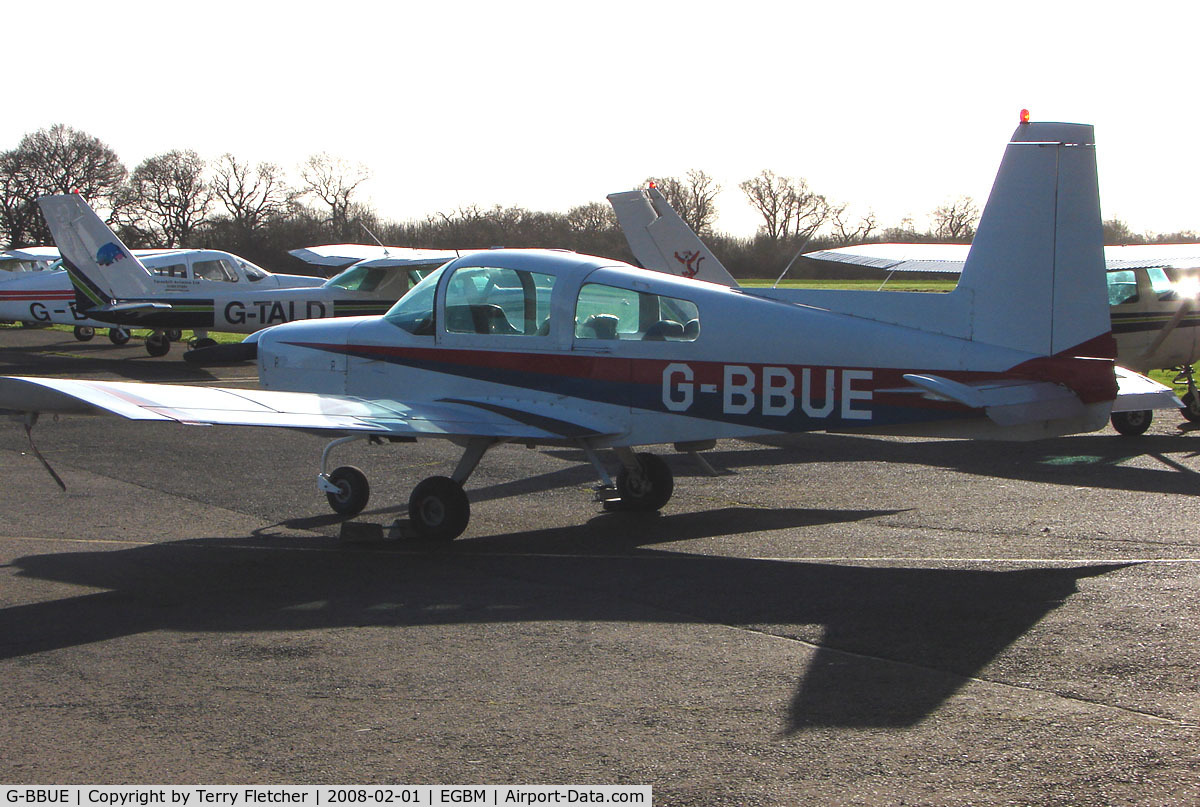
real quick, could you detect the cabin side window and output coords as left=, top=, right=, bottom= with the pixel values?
left=1145, top=266, right=1176, bottom=299
left=151, top=263, right=188, bottom=279
left=443, top=266, right=556, bottom=336
left=574, top=283, right=700, bottom=341
left=1107, top=270, right=1139, bottom=306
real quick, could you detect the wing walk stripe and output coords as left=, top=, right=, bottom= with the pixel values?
left=438, top=398, right=603, bottom=438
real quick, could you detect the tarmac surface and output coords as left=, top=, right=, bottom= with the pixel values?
left=0, top=326, right=1198, bottom=805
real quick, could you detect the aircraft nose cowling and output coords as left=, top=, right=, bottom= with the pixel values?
left=257, top=316, right=370, bottom=393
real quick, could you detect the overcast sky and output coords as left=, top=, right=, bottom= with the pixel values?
left=8, top=1, right=1198, bottom=238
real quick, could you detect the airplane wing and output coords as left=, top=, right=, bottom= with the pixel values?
left=290, top=245, right=474, bottom=270
left=802, top=244, right=970, bottom=274
left=805, top=243, right=1200, bottom=275
left=0, top=376, right=619, bottom=441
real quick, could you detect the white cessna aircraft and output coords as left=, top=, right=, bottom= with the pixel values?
left=34, top=197, right=452, bottom=357
left=0, top=120, right=1179, bottom=540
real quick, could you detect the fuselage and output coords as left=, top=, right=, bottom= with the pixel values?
left=254, top=250, right=1115, bottom=446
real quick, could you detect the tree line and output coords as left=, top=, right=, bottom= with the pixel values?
left=3, top=124, right=1195, bottom=280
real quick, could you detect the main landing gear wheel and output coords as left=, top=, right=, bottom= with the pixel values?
left=1111, top=409, right=1152, bottom=436
left=325, top=465, right=370, bottom=517
left=1181, top=391, right=1200, bottom=423
left=73, top=326, right=95, bottom=341
left=108, top=327, right=131, bottom=345
left=164, top=329, right=183, bottom=342
left=409, top=476, right=470, bottom=542
left=145, top=333, right=171, bottom=357
left=616, top=452, right=674, bottom=511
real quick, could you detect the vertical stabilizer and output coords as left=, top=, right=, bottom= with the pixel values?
left=608, top=187, right=739, bottom=287
left=38, top=194, right=157, bottom=312
left=955, top=122, right=1112, bottom=358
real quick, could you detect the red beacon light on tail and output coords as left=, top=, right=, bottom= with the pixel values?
left=1020, top=109, right=1031, bottom=124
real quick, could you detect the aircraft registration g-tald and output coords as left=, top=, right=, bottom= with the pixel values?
left=34, top=195, right=455, bottom=357
left=0, top=119, right=1182, bottom=541
left=0, top=245, right=329, bottom=347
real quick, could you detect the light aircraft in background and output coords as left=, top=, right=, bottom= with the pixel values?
left=0, top=119, right=1180, bottom=541
left=609, top=181, right=1200, bottom=437
left=36, top=195, right=453, bottom=358
left=0, top=247, right=60, bottom=275
left=0, top=246, right=326, bottom=347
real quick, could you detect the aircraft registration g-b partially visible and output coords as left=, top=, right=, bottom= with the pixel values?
left=35, top=195, right=453, bottom=357
left=0, top=119, right=1180, bottom=540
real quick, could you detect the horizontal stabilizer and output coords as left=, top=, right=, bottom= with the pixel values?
left=902, top=373, right=1086, bottom=426
left=1111, top=366, right=1183, bottom=413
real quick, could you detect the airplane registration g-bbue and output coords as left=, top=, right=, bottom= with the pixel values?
left=0, top=119, right=1180, bottom=540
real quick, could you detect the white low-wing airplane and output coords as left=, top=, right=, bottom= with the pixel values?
left=0, top=120, right=1180, bottom=540
left=35, top=197, right=449, bottom=357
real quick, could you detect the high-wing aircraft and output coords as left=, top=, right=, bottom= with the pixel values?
left=35, top=196, right=450, bottom=357
left=0, top=246, right=60, bottom=275
left=0, top=120, right=1181, bottom=541
left=785, top=243, right=1200, bottom=434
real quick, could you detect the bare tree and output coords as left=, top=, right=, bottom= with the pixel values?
left=300, top=153, right=369, bottom=237
left=0, top=124, right=126, bottom=245
left=931, top=196, right=979, bottom=241
left=829, top=204, right=878, bottom=245
left=739, top=170, right=804, bottom=241
left=646, top=170, right=721, bottom=235
left=212, top=154, right=294, bottom=232
left=124, top=150, right=211, bottom=247
left=565, top=201, right=616, bottom=234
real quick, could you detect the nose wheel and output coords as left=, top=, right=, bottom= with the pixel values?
left=317, top=435, right=491, bottom=541
left=324, top=465, right=370, bottom=516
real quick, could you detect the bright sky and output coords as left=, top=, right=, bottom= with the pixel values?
left=8, top=1, right=1199, bottom=239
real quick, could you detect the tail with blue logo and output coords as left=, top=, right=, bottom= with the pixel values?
left=38, top=194, right=160, bottom=316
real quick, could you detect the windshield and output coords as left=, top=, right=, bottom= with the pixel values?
left=326, top=264, right=433, bottom=294
left=239, top=259, right=269, bottom=281
left=383, top=265, right=445, bottom=334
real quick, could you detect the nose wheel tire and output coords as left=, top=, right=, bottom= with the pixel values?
left=409, top=476, right=470, bottom=541
left=1111, top=409, right=1151, bottom=436
left=325, top=465, right=370, bottom=517
left=616, top=452, right=674, bottom=511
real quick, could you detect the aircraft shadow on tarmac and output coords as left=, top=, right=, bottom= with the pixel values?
left=540, top=428, right=1200, bottom=500
left=2, top=507, right=1127, bottom=733
left=0, top=331, right=225, bottom=383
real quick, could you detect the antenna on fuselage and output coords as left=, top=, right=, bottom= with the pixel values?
left=359, top=222, right=389, bottom=255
